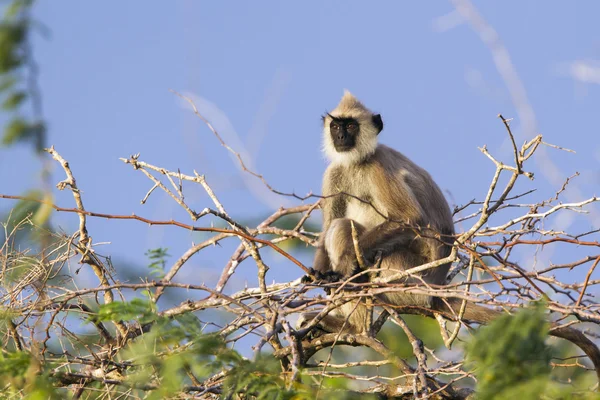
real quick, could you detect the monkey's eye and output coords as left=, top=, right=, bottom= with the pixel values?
left=330, top=123, right=339, bottom=131
left=347, top=123, right=357, bottom=131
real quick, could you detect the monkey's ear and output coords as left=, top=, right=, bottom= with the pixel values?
left=322, top=113, right=336, bottom=125
left=372, top=114, right=383, bottom=134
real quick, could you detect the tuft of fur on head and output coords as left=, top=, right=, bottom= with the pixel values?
left=323, top=90, right=381, bottom=165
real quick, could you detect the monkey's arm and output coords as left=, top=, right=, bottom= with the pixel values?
left=312, top=198, right=346, bottom=275
left=312, top=241, right=332, bottom=275
left=310, top=169, right=347, bottom=279
left=356, top=221, right=420, bottom=262
left=354, top=164, right=427, bottom=263
left=320, top=167, right=347, bottom=231
left=332, top=221, right=421, bottom=277
left=305, top=219, right=345, bottom=289
left=337, top=165, right=424, bottom=268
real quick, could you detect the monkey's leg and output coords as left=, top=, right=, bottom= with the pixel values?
left=311, top=238, right=333, bottom=277
left=324, top=218, right=367, bottom=277
left=296, top=303, right=368, bottom=337
left=376, top=250, right=435, bottom=309
left=297, top=218, right=370, bottom=335
left=303, top=219, right=354, bottom=288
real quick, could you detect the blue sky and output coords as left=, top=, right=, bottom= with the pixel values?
left=1, top=1, right=599, bottom=304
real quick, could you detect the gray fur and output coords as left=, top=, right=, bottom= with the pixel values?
left=300, top=92, right=455, bottom=335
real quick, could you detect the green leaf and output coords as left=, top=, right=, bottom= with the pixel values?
left=0, top=307, right=19, bottom=322
left=0, top=351, right=31, bottom=379
left=223, top=354, right=293, bottom=399
left=2, top=117, right=28, bottom=145
left=4, top=0, right=30, bottom=19
left=1, top=189, right=54, bottom=247
left=25, top=373, right=62, bottom=400
left=0, top=23, right=25, bottom=73
left=3, top=189, right=44, bottom=237
left=381, top=314, right=443, bottom=359
left=95, top=298, right=157, bottom=324
left=31, top=192, right=53, bottom=227
left=145, top=247, right=169, bottom=278
left=465, top=301, right=553, bottom=400
left=2, top=90, right=26, bottom=109
left=1, top=118, right=46, bottom=151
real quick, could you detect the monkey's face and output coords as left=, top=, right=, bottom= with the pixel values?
left=322, top=91, right=383, bottom=165
left=329, top=117, right=359, bottom=152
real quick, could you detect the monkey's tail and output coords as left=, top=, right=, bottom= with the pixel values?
left=434, top=297, right=501, bottom=324
left=550, top=324, right=600, bottom=383
left=435, top=297, right=600, bottom=383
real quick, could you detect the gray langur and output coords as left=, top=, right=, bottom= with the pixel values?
left=298, top=90, right=462, bottom=335
left=296, top=92, right=600, bottom=382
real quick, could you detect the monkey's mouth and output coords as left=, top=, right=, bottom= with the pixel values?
left=334, top=144, right=355, bottom=152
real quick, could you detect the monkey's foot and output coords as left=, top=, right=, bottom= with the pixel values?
left=303, top=326, right=328, bottom=341
left=296, top=311, right=331, bottom=341
left=319, top=270, right=343, bottom=283
left=298, top=321, right=328, bottom=341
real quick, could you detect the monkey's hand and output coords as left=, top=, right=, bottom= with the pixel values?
left=336, top=246, right=377, bottom=284
left=302, top=268, right=343, bottom=295
left=301, top=268, right=319, bottom=284
left=301, top=268, right=342, bottom=283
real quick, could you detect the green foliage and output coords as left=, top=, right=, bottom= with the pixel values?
left=2, top=119, right=45, bottom=151
left=2, top=116, right=27, bottom=144
left=106, top=299, right=291, bottom=398
left=0, top=307, right=19, bottom=323
left=0, top=21, right=25, bottom=73
left=146, top=247, right=170, bottom=278
left=465, top=302, right=553, bottom=400
left=0, top=0, right=46, bottom=153
left=0, top=350, right=31, bottom=380
left=2, top=90, right=25, bottom=109
left=1, top=189, right=53, bottom=244
left=85, top=298, right=380, bottom=398
left=223, top=354, right=378, bottom=399
left=3, top=189, right=42, bottom=224
left=95, top=298, right=158, bottom=325
left=4, top=0, right=33, bottom=20
left=381, top=314, right=444, bottom=359
left=30, top=190, right=53, bottom=226
left=24, top=373, right=63, bottom=400
left=0, top=1, right=34, bottom=73
left=0, top=350, right=61, bottom=399
left=223, top=355, right=295, bottom=400
left=1, top=251, right=37, bottom=287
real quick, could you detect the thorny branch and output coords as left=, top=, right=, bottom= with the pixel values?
left=2, top=110, right=600, bottom=399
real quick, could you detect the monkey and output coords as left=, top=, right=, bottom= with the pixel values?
left=297, top=91, right=600, bottom=381
left=297, top=89, right=459, bottom=335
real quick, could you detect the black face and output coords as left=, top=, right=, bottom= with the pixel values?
left=329, top=117, right=359, bottom=152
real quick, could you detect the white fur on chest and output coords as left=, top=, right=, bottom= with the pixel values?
left=346, top=199, right=386, bottom=230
